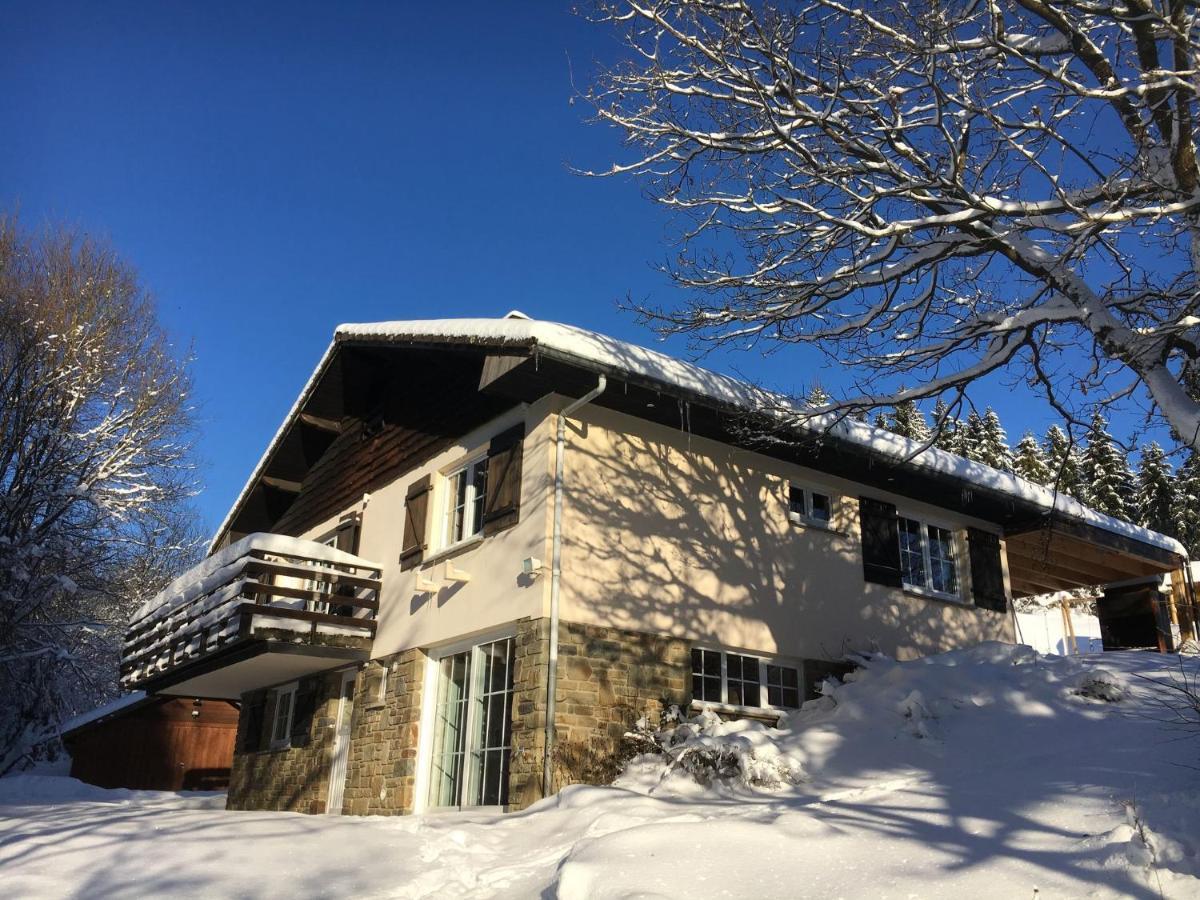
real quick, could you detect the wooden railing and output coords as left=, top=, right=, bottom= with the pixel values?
left=120, top=547, right=382, bottom=690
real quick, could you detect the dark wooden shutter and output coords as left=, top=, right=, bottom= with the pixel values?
left=968, top=528, right=1008, bottom=612
left=289, top=683, right=319, bottom=748
left=859, top=497, right=902, bottom=587
left=240, top=694, right=266, bottom=753
left=332, top=518, right=361, bottom=613
left=335, top=518, right=360, bottom=555
left=482, top=424, right=525, bottom=535
left=400, top=475, right=432, bottom=570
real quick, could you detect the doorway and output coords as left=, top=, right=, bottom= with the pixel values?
left=425, top=636, right=515, bottom=809
left=326, top=669, right=356, bottom=814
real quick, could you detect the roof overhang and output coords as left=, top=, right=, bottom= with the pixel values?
left=209, top=317, right=1185, bottom=593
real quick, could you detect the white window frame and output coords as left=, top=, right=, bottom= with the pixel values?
left=269, top=683, right=298, bottom=750
left=413, top=626, right=518, bottom=814
left=438, top=454, right=488, bottom=551
left=689, top=647, right=802, bottom=714
left=896, top=513, right=963, bottom=603
left=787, top=483, right=835, bottom=528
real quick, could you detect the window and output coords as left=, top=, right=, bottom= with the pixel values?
left=691, top=648, right=722, bottom=702
left=427, top=636, right=515, bottom=808
left=304, top=535, right=338, bottom=615
left=897, top=516, right=959, bottom=598
left=442, top=458, right=488, bottom=548
left=269, top=684, right=297, bottom=749
left=690, top=648, right=801, bottom=710
left=766, top=664, right=800, bottom=708
left=788, top=484, right=833, bottom=526
left=725, top=653, right=761, bottom=707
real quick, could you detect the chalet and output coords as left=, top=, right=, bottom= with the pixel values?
left=120, top=313, right=1188, bottom=815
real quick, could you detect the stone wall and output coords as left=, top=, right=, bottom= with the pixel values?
left=226, top=670, right=343, bottom=814
left=508, top=617, right=690, bottom=809
left=227, top=618, right=690, bottom=816
left=340, top=648, right=425, bottom=815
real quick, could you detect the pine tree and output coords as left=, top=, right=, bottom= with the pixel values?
left=1013, top=431, right=1051, bottom=484
left=930, top=399, right=958, bottom=452
left=807, top=385, right=831, bottom=408
left=1080, top=411, right=1134, bottom=519
left=1043, top=425, right=1086, bottom=500
left=976, top=408, right=1014, bottom=471
left=1135, top=442, right=1179, bottom=539
left=889, top=399, right=931, bottom=442
left=958, top=411, right=985, bottom=462
left=873, top=411, right=889, bottom=430
left=1175, top=450, right=1200, bottom=555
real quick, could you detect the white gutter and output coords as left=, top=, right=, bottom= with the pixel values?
left=544, top=376, right=606, bottom=797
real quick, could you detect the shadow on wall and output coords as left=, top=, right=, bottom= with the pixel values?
left=561, top=419, right=1012, bottom=662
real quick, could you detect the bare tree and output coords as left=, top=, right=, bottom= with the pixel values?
left=0, top=216, right=201, bottom=773
left=583, top=0, right=1200, bottom=445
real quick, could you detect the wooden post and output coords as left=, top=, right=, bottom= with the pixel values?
left=1060, top=595, right=1077, bottom=655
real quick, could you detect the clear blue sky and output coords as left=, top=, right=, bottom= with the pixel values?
left=1, top=1, right=1137, bottom=536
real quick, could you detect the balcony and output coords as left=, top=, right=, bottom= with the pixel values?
left=121, top=534, right=382, bottom=699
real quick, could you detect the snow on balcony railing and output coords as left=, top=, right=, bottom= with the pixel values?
left=120, top=533, right=382, bottom=689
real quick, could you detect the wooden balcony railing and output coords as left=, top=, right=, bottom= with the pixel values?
left=120, top=538, right=383, bottom=691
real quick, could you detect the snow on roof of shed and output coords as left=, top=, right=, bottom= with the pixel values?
left=210, top=314, right=1187, bottom=559
left=60, top=691, right=149, bottom=737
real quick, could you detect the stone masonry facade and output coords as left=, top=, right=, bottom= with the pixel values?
left=339, top=647, right=425, bottom=815
left=509, top=617, right=690, bottom=809
left=227, top=670, right=344, bottom=814
left=227, top=618, right=690, bottom=816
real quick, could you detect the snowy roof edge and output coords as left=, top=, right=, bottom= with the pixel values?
left=209, top=316, right=1186, bottom=560
left=60, top=691, right=150, bottom=737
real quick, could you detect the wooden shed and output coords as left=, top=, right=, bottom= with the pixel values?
left=62, top=693, right=240, bottom=791
left=1098, top=565, right=1199, bottom=653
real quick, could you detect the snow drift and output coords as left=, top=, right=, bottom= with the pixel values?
left=2, top=644, right=1198, bottom=899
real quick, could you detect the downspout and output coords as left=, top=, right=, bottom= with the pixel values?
left=544, top=375, right=606, bottom=798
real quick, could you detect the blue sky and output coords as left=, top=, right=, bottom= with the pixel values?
left=1, top=2, right=1139, bottom=535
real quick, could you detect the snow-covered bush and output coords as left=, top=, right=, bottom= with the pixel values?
left=1073, top=669, right=1128, bottom=703
left=626, top=706, right=807, bottom=789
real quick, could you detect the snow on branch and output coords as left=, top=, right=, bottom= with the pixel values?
left=583, top=0, right=1200, bottom=447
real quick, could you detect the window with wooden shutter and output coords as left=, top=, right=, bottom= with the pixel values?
left=400, top=475, right=432, bottom=570
left=483, top=424, right=524, bottom=535
left=967, top=528, right=1008, bottom=612
left=859, top=497, right=903, bottom=587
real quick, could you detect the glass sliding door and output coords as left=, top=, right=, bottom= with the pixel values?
left=428, top=651, right=472, bottom=808
left=426, top=636, right=515, bottom=809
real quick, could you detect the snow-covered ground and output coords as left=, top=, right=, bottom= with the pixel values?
left=3, top=645, right=1199, bottom=899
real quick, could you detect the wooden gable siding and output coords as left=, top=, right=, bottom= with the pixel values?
left=268, top=351, right=515, bottom=539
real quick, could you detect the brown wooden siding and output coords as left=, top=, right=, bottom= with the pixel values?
left=65, top=697, right=240, bottom=791
left=265, top=352, right=514, bottom=539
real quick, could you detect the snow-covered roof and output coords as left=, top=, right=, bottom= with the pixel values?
left=210, top=314, right=1186, bottom=559
left=60, top=691, right=149, bottom=736
left=134, top=533, right=378, bottom=626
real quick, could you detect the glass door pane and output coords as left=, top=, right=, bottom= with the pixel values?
left=427, top=637, right=516, bottom=809
left=428, top=650, right=472, bottom=808
left=467, top=638, right=515, bottom=807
